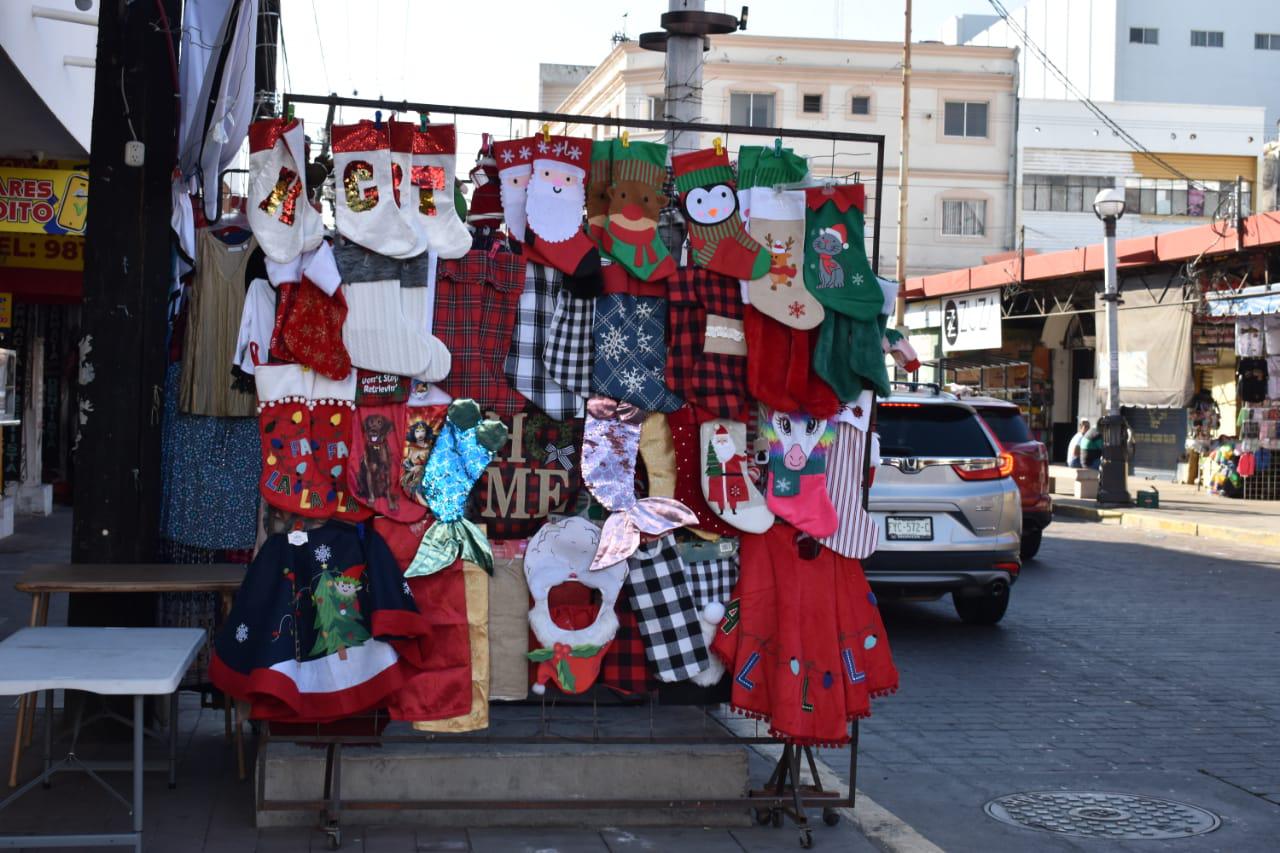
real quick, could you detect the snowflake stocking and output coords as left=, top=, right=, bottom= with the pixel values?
left=590, top=266, right=683, bottom=412
left=331, top=120, right=418, bottom=258
left=745, top=189, right=824, bottom=329
left=525, top=134, right=604, bottom=296
left=761, top=406, right=839, bottom=538
left=671, top=147, right=770, bottom=281
left=802, top=185, right=883, bottom=321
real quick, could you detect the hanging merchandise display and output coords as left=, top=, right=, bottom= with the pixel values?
left=586, top=140, right=613, bottom=248
left=672, top=147, right=771, bottom=281
left=349, top=402, right=428, bottom=523
left=802, top=185, right=882, bottom=321
left=744, top=306, right=841, bottom=419
left=392, top=121, right=472, bottom=259
left=625, top=534, right=712, bottom=683
left=700, top=418, right=774, bottom=533
left=341, top=277, right=452, bottom=380
left=247, top=118, right=325, bottom=263
left=505, top=263, right=585, bottom=420
left=471, top=411, right=584, bottom=539
left=819, top=393, right=880, bottom=560
left=267, top=243, right=351, bottom=380
left=543, top=287, right=596, bottom=402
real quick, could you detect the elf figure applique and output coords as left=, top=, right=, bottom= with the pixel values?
left=309, top=545, right=371, bottom=660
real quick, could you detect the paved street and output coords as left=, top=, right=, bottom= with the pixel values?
left=838, top=516, right=1280, bottom=851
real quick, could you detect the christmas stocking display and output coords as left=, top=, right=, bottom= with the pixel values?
left=591, top=265, right=683, bottom=413
left=525, top=517, right=627, bottom=695
left=639, top=412, right=678, bottom=499
left=581, top=397, right=698, bottom=571
left=406, top=122, right=472, bottom=259
left=665, top=267, right=751, bottom=422
left=626, top=534, right=711, bottom=683
left=700, top=419, right=774, bottom=533
left=405, top=399, right=509, bottom=578
left=310, top=370, right=369, bottom=522
left=331, top=120, right=418, bottom=257
left=341, top=279, right=452, bottom=381
left=803, top=185, right=883, bottom=321
left=247, top=117, right=324, bottom=263
left=348, top=403, right=427, bottom=523
left=601, top=139, right=676, bottom=282
left=761, top=406, right=839, bottom=538
left=745, top=189, right=823, bottom=329
left=253, top=356, right=327, bottom=517
left=492, top=137, right=533, bottom=243
left=504, top=262, right=584, bottom=421
left=671, top=147, right=770, bottom=281
left=400, top=404, right=448, bottom=509
left=819, top=392, right=880, bottom=560
left=465, top=136, right=503, bottom=235
left=542, top=288, right=595, bottom=401
left=471, top=411, right=585, bottom=539
left=526, top=134, right=604, bottom=296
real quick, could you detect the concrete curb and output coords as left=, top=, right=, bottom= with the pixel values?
left=1052, top=503, right=1280, bottom=549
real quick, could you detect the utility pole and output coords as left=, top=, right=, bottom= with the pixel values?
left=254, top=0, right=281, bottom=120
left=894, top=0, right=912, bottom=325
left=663, top=0, right=705, bottom=156
left=72, top=0, right=180, bottom=566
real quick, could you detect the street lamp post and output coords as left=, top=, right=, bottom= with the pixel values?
left=1092, top=188, right=1132, bottom=506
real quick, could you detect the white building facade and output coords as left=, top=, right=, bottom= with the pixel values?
left=547, top=36, right=1019, bottom=278
left=956, top=0, right=1280, bottom=131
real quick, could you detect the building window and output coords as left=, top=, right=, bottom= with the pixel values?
left=802, top=94, right=823, bottom=114
left=647, top=96, right=666, bottom=121
left=942, top=200, right=987, bottom=236
left=1022, top=174, right=1116, bottom=212
left=730, top=92, right=775, bottom=127
left=943, top=101, right=988, bottom=138
left=1190, top=30, right=1223, bottom=47
left=850, top=95, right=871, bottom=115
left=1255, top=33, right=1280, bottom=50
left=1129, top=27, right=1158, bottom=44
left=1121, top=177, right=1251, bottom=218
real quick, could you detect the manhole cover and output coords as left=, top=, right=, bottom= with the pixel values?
left=984, top=791, right=1221, bottom=839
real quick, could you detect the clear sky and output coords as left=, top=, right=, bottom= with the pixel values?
left=282, top=0, right=1010, bottom=149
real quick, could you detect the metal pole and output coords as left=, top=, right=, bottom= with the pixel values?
left=1098, top=215, right=1130, bottom=505
left=1103, top=219, right=1119, bottom=418
left=894, top=0, right=912, bottom=325
left=664, top=0, right=704, bottom=157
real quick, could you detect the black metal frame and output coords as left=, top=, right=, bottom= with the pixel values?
left=281, top=93, right=886, bottom=276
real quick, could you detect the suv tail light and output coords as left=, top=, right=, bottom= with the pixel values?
left=952, top=452, right=1014, bottom=481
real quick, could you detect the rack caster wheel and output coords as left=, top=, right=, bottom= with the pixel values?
left=799, top=827, right=814, bottom=848
left=771, top=808, right=784, bottom=828
left=822, top=807, right=840, bottom=826
left=755, top=807, right=772, bottom=825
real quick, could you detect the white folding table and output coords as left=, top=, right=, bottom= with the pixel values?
left=0, top=627, right=204, bottom=852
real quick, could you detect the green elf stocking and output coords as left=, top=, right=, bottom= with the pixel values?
left=803, top=184, right=883, bottom=321
left=672, top=147, right=771, bottom=281
left=602, top=139, right=676, bottom=282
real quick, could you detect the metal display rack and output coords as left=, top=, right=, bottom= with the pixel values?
left=264, top=93, right=887, bottom=850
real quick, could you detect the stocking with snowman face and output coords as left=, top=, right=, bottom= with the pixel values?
left=671, top=147, right=771, bottom=281
left=761, top=405, right=839, bottom=538
left=526, top=135, right=604, bottom=297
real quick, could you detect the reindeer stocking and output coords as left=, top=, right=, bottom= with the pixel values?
left=744, top=189, right=823, bottom=329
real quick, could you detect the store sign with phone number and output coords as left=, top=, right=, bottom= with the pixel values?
left=0, top=168, right=88, bottom=235
left=0, top=234, right=83, bottom=271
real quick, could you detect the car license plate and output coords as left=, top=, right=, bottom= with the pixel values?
left=886, top=516, right=933, bottom=541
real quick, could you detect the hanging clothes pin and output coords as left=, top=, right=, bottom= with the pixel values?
left=713, top=136, right=724, bottom=156
left=542, top=123, right=551, bottom=144
left=420, top=112, right=429, bottom=131
left=621, top=130, right=630, bottom=148
left=375, top=110, right=383, bottom=130
left=773, top=137, right=783, bottom=156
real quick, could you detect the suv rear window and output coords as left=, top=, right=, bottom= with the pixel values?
left=973, top=406, right=1031, bottom=444
left=878, top=403, right=997, bottom=458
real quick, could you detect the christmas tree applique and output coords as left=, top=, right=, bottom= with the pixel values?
left=308, top=543, right=371, bottom=660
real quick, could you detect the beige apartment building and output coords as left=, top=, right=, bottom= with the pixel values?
left=543, top=35, right=1018, bottom=277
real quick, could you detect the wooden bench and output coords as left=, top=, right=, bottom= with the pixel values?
left=9, top=563, right=246, bottom=787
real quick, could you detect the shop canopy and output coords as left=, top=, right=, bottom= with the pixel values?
left=1205, top=285, right=1280, bottom=317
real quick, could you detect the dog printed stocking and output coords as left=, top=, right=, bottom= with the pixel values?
left=349, top=402, right=427, bottom=523
left=760, top=406, right=839, bottom=537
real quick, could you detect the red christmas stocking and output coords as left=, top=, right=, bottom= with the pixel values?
left=761, top=406, right=839, bottom=538
left=525, top=135, right=603, bottom=296
left=671, top=147, right=770, bottom=281
left=348, top=402, right=427, bottom=523
left=401, top=405, right=449, bottom=509
left=492, top=137, right=533, bottom=243
left=254, top=360, right=327, bottom=517
left=309, top=370, right=369, bottom=521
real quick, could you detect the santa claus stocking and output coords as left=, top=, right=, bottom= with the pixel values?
left=602, top=139, right=676, bottom=282
left=247, top=117, right=324, bottom=263
left=341, top=280, right=452, bottom=380
left=700, top=419, right=774, bottom=533
left=349, top=402, right=427, bottom=523
left=666, top=405, right=739, bottom=538
left=406, top=399, right=509, bottom=578
left=761, top=406, right=839, bottom=538
left=802, top=185, right=883, bottom=321
left=672, top=147, right=770, bottom=281
left=331, top=120, right=418, bottom=257
left=406, top=123, right=472, bottom=259
left=746, top=189, right=824, bottom=329
left=254, top=358, right=327, bottom=517
left=309, top=370, right=369, bottom=521
left=526, top=135, right=604, bottom=296
left=492, top=138, right=533, bottom=244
